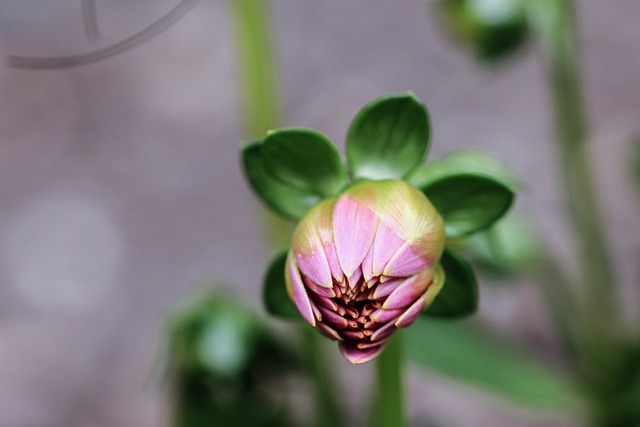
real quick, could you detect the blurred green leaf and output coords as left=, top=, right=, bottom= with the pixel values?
left=424, top=248, right=478, bottom=317
left=463, top=212, right=540, bottom=276
left=437, top=0, right=529, bottom=62
left=168, top=291, right=298, bottom=427
left=408, top=149, right=520, bottom=191
left=346, top=93, right=431, bottom=180
left=174, top=374, right=293, bottom=427
left=404, top=317, right=583, bottom=410
left=262, top=128, right=348, bottom=197
left=263, top=251, right=300, bottom=320
left=242, top=142, right=322, bottom=220
left=422, top=172, right=515, bottom=238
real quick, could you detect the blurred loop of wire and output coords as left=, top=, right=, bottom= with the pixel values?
left=5, top=0, right=201, bottom=70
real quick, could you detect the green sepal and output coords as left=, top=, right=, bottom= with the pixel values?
left=424, top=248, right=478, bottom=317
left=242, top=142, right=322, bottom=221
left=418, top=171, right=515, bottom=238
left=261, top=128, right=348, bottom=197
left=346, top=93, right=431, bottom=180
left=263, top=250, right=300, bottom=320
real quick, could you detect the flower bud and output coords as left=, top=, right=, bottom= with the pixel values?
left=285, top=179, right=445, bottom=364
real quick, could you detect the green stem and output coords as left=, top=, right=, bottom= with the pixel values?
left=372, top=335, right=406, bottom=427
left=301, top=328, right=346, bottom=427
left=529, top=0, right=622, bottom=393
left=231, top=0, right=291, bottom=250
left=231, top=0, right=282, bottom=139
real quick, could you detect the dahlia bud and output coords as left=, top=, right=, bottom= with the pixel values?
left=285, top=179, right=445, bottom=364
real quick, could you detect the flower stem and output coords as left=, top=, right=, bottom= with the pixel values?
left=372, top=334, right=406, bottom=427
left=301, top=328, right=346, bottom=427
left=230, top=0, right=291, bottom=250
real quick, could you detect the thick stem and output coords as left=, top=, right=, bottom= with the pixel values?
left=372, top=335, right=406, bottom=427
left=301, top=329, right=346, bottom=427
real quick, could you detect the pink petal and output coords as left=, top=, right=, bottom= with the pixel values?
left=317, top=322, right=343, bottom=341
left=357, top=339, right=391, bottom=349
left=383, top=242, right=430, bottom=277
left=323, top=241, right=344, bottom=284
left=333, top=196, right=377, bottom=279
left=382, top=274, right=430, bottom=309
left=347, top=265, right=363, bottom=289
left=303, top=277, right=336, bottom=298
left=361, top=244, right=374, bottom=283
left=370, top=321, right=397, bottom=342
left=395, top=298, right=425, bottom=328
left=371, top=221, right=405, bottom=276
left=286, top=257, right=316, bottom=326
left=296, top=250, right=333, bottom=288
left=370, top=307, right=404, bottom=323
left=318, top=306, right=349, bottom=329
left=339, top=342, right=385, bottom=364
left=371, top=277, right=405, bottom=299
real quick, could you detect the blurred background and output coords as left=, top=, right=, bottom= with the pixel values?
left=0, top=1, right=639, bottom=426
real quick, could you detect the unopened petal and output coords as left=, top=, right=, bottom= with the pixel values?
left=395, top=297, right=425, bottom=328
left=383, top=269, right=434, bottom=309
left=370, top=220, right=405, bottom=277
left=333, top=195, right=377, bottom=279
left=291, top=199, right=336, bottom=287
left=285, top=254, right=316, bottom=326
left=339, top=342, right=385, bottom=364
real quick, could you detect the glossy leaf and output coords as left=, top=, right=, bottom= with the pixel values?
left=262, top=128, right=348, bottom=197
left=346, top=93, right=431, bottom=180
left=421, top=172, right=515, bottom=238
left=424, top=248, right=478, bottom=317
left=263, top=251, right=300, bottom=320
left=404, top=317, right=583, bottom=410
left=242, top=142, right=322, bottom=220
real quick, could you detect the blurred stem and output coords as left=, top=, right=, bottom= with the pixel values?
left=372, top=335, right=406, bottom=427
left=529, top=0, right=621, bottom=386
left=301, top=328, right=346, bottom=427
left=231, top=0, right=282, bottom=138
left=231, top=0, right=291, bottom=249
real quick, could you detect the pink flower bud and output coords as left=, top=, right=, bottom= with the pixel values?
left=285, top=180, right=445, bottom=364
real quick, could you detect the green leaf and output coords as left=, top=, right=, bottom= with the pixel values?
left=424, top=248, right=478, bottom=317
left=404, top=317, right=583, bottom=410
left=242, top=142, right=322, bottom=220
left=346, top=93, right=431, bottom=180
left=263, top=251, right=300, bottom=320
left=262, top=128, right=348, bottom=197
left=422, top=172, right=515, bottom=238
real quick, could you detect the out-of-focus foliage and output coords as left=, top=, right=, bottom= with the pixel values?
left=405, top=317, right=584, bottom=410
left=437, top=0, right=529, bottom=62
left=166, top=291, right=297, bottom=427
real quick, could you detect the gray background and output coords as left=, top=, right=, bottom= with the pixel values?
left=0, top=1, right=639, bottom=426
